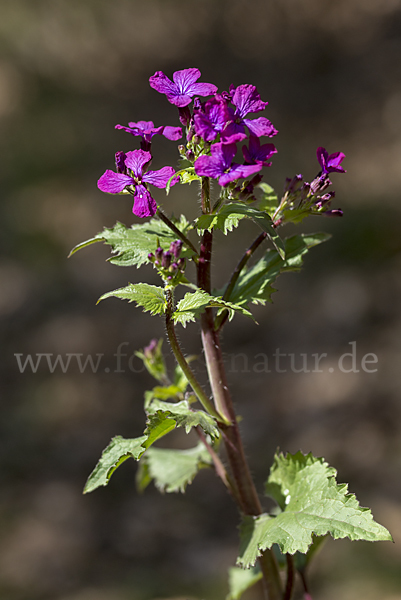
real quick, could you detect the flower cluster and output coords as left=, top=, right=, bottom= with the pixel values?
left=97, top=67, right=345, bottom=221
left=271, top=148, right=346, bottom=226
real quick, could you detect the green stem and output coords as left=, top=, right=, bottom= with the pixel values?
left=215, top=231, right=268, bottom=331
left=164, top=287, right=225, bottom=423
left=157, top=208, right=198, bottom=256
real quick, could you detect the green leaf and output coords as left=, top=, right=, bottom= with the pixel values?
left=237, top=451, right=392, bottom=567
left=146, top=398, right=220, bottom=439
left=227, top=233, right=331, bottom=307
left=139, top=442, right=213, bottom=493
left=69, top=217, right=195, bottom=268
left=227, top=565, right=262, bottom=600
left=142, top=412, right=177, bottom=449
left=98, top=283, right=166, bottom=316
left=257, top=183, right=279, bottom=217
left=83, top=435, right=148, bottom=494
left=173, top=288, right=254, bottom=327
left=196, top=203, right=285, bottom=258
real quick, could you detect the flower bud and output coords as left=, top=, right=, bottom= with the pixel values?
left=161, top=251, right=172, bottom=269
left=144, top=338, right=158, bottom=360
left=169, top=240, right=183, bottom=259
left=155, top=247, right=163, bottom=261
left=148, top=252, right=155, bottom=262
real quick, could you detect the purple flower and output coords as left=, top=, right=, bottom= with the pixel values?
left=194, top=139, right=262, bottom=186
left=115, top=120, right=182, bottom=151
left=317, top=147, right=346, bottom=174
left=149, top=68, right=218, bottom=107
left=224, top=84, right=278, bottom=139
left=193, top=96, right=231, bottom=142
left=97, top=149, right=177, bottom=218
left=242, top=135, right=277, bottom=167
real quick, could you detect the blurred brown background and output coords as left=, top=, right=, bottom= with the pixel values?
left=1, top=1, right=401, bottom=599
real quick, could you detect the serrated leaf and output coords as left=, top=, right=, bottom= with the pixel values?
left=146, top=398, right=220, bottom=439
left=227, top=233, right=330, bottom=307
left=257, top=183, right=279, bottom=217
left=227, top=565, right=262, bottom=600
left=98, top=283, right=166, bottom=316
left=69, top=217, right=195, bottom=268
left=84, top=435, right=148, bottom=494
left=196, top=203, right=285, bottom=258
left=173, top=288, right=254, bottom=327
left=139, top=442, right=213, bottom=493
left=84, top=405, right=181, bottom=494
left=237, top=451, right=392, bottom=567
left=143, top=412, right=177, bottom=449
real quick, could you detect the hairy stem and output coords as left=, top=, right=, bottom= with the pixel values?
left=215, top=231, right=267, bottom=331
left=196, top=225, right=282, bottom=600
left=195, top=426, right=240, bottom=502
left=164, top=288, right=225, bottom=422
left=157, top=208, right=198, bottom=256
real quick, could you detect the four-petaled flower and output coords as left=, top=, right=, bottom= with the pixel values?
left=242, top=135, right=277, bottom=167
left=194, top=136, right=262, bottom=186
left=97, top=150, right=176, bottom=218
left=317, top=147, right=346, bottom=174
left=193, top=96, right=231, bottom=142
left=149, top=68, right=218, bottom=107
left=224, top=84, right=278, bottom=138
left=115, top=120, right=182, bottom=151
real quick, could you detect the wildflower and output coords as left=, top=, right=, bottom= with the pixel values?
left=97, top=149, right=176, bottom=218
left=193, top=96, right=231, bottom=142
left=149, top=68, right=218, bottom=107
left=115, top=120, right=182, bottom=151
left=224, top=84, right=278, bottom=138
left=317, top=147, right=346, bottom=174
left=194, top=137, right=262, bottom=186
left=242, top=135, right=277, bottom=166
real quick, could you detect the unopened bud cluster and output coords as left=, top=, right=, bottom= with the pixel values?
left=272, top=172, right=343, bottom=227
left=148, top=239, right=186, bottom=284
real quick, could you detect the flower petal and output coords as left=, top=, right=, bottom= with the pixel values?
left=132, top=185, right=157, bottom=218
left=316, top=147, right=328, bottom=171
left=97, top=170, right=133, bottom=193
left=189, top=81, right=218, bottom=97
left=210, top=141, right=238, bottom=170
left=162, top=126, right=183, bottom=141
left=194, top=155, right=224, bottom=179
left=143, top=166, right=177, bottom=188
left=129, top=120, right=155, bottom=131
left=173, top=68, right=202, bottom=91
left=244, top=117, right=278, bottom=137
left=218, top=163, right=262, bottom=186
left=149, top=71, right=176, bottom=96
left=232, top=84, right=268, bottom=118
left=124, top=149, right=152, bottom=178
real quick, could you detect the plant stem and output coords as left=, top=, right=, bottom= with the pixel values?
left=157, top=208, right=198, bottom=256
left=283, top=555, right=295, bottom=600
left=215, top=231, right=268, bottom=331
left=164, top=287, right=225, bottom=423
left=196, top=226, right=282, bottom=600
left=195, top=426, right=240, bottom=502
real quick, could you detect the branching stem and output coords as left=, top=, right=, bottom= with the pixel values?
left=214, top=231, right=268, bottom=331
left=195, top=426, right=240, bottom=502
left=157, top=208, right=198, bottom=256
left=196, top=182, right=283, bottom=599
left=164, top=287, right=225, bottom=423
